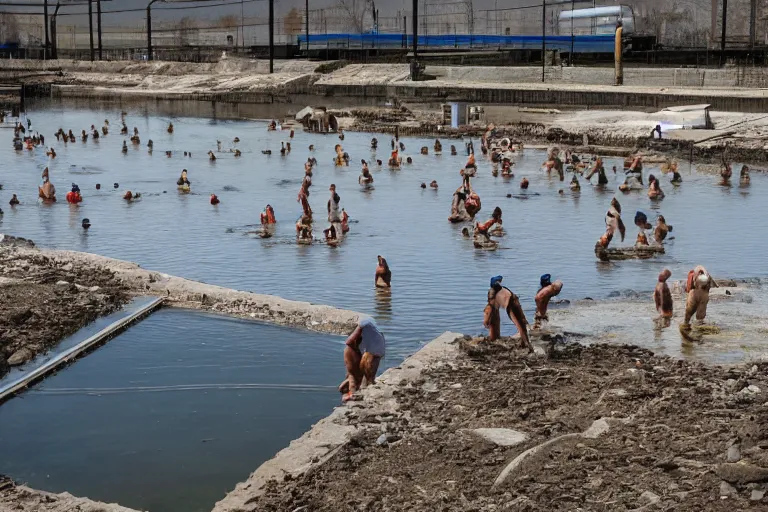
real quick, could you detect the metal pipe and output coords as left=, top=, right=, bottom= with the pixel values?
left=615, top=23, right=623, bottom=85
left=147, top=0, right=160, bottom=61
left=97, top=0, right=102, bottom=60
left=269, top=0, right=274, bottom=73
left=88, top=0, right=94, bottom=61
left=43, top=0, right=49, bottom=59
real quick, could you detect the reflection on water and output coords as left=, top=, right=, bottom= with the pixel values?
left=3, top=98, right=767, bottom=364
left=0, top=309, right=342, bottom=512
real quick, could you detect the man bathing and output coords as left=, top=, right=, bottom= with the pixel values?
left=339, top=316, right=386, bottom=402
left=533, top=274, right=563, bottom=330
left=375, top=256, right=391, bottom=288
left=654, top=269, right=673, bottom=319
left=485, top=276, right=532, bottom=351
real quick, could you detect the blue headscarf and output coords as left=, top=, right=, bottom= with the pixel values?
left=540, top=274, right=552, bottom=288
left=490, top=275, right=503, bottom=289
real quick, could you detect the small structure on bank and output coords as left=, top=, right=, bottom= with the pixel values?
left=296, top=106, right=339, bottom=133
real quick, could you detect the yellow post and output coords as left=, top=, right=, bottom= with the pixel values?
left=615, top=25, right=624, bottom=86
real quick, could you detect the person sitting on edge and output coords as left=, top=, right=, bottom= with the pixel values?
left=487, top=275, right=532, bottom=352
left=375, top=256, right=391, bottom=288
left=533, top=274, right=563, bottom=330
left=654, top=269, right=673, bottom=319
left=338, top=316, right=386, bottom=402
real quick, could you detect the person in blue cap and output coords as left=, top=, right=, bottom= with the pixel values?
left=486, top=275, right=531, bottom=351
left=534, top=275, right=563, bottom=330
left=339, top=316, right=386, bottom=402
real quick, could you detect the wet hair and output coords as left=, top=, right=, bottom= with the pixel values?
left=420, top=182, right=426, bottom=189
left=114, top=183, right=119, bottom=188
left=492, top=207, right=502, bottom=220
left=96, top=184, right=101, bottom=190
left=657, top=215, right=666, bottom=223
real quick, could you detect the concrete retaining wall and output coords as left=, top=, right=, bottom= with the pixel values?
left=212, top=331, right=463, bottom=512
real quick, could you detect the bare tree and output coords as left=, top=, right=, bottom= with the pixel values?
left=338, top=0, right=372, bottom=33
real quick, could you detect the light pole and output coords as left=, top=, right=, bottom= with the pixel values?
left=305, top=0, right=309, bottom=54
left=88, top=0, right=94, bottom=61
left=51, top=1, right=60, bottom=59
left=541, top=0, right=545, bottom=82
left=147, top=0, right=162, bottom=61
left=97, top=0, right=102, bottom=60
left=268, top=0, right=274, bottom=73
left=43, top=0, right=50, bottom=59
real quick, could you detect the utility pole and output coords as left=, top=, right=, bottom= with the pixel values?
left=97, top=0, right=102, bottom=60
left=720, top=0, right=727, bottom=64
left=51, top=1, right=60, bottom=59
left=240, top=0, right=244, bottom=52
left=541, top=0, right=545, bottom=82
left=305, top=0, right=309, bottom=54
left=147, top=0, right=161, bottom=61
left=412, top=0, right=418, bottom=59
left=749, top=0, right=756, bottom=48
left=569, top=0, right=574, bottom=66
left=43, top=0, right=50, bottom=59
left=269, top=0, right=274, bottom=73
left=88, top=0, right=94, bottom=61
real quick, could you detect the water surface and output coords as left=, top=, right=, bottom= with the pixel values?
left=0, top=308, right=342, bottom=512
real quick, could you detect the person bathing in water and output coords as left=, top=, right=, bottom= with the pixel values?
left=177, top=169, right=191, bottom=190
left=740, top=165, right=750, bottom=185
left=339, top=316, right=386, bottom=402
left=260, top=204, right=276, bottom=225
left=683, top=265, right=716, bottom=329
left=359, top=161, right=374, bottom=186
left=634, top=211, right=652, bottom=246
left=298, top=179, right=312, bottom=219
left=648, top=174, right=664, bottom=199
left=210, top=194, right=220, bottom=205
left=296, top=215, right=313, bottom=242
left=585, top=158, right=608, bottom=186
left=9, top=194, right=19, bottom=206
left=66, top=184, right=82, bottom=204
left=654, top=215, right=672, bottom=244
left=654, top=269, right=673, bottom=321
left=533, top=274, right=563, bottom=330
left=375, top=256, right=391, bottom=288
left=485, top=276, right=532, bottom=351
left=473, top=207, right=502, bottom=248
left=341, top=208, right=350, bottom=233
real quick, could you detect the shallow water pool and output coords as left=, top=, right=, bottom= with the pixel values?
left=2, top=98, right=767, bottom=363
left=0, top=308, right=342, bottom=512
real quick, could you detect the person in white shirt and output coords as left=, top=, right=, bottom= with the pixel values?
left=339, top=316, right=386, bottom=402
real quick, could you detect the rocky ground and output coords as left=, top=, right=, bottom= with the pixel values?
left=251, top=337, right=768, bottom=511
left=0, top=236, right=129, bottom=377
left=0, top=476, right=138, bottom=512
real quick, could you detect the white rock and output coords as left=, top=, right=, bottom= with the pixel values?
left=583, top=418, right=611, bottom=439
left=751, top=489, right=766, bottom=501
left=7, top=348, right=32, bottom=366
left=638, top=490, right=660, bottom=506
left=609, top=388, right=628, bottom=397
left=720, top=481, right=738, bottom=498
left=450, top=383, right=462, bottom=389
left=471, top=428, right=529, bottom=447
left=55, top=280, right=70, bottom=287
left=727, top=445, right=741, bottom=463
left=89, top=286, right=101, bottom=292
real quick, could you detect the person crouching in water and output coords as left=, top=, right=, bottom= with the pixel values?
left=339, top=316, right=386, bottom=402
left=533, top=274, right=563, bottom=330
left=654, top=269, right=673, bottom=324
left=375, top=256, right=391, bottom=288
left=296, top=215, right=313, bottom=242
left=634, top=211, right=652, bottom=246
left=260, top=204, right=276, bottom=225
left=473, top=207, right=502, bottom=248
left=683, top=266, right=716, bottom=329
left=648, top=174, right=664, bottom=199
left=654, top=215, right=672, bottom=244
left=486, top=275, right=532, bottom=351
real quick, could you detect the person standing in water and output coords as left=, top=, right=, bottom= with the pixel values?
left=339, top=316, right=386, bottom=402
left=375, top=256, right=391, bottom=288
left=487, top=276, right=532, bottom=352
left=654, top=269, right=673, bottom=321
left=359, top=161, right=374, bottom=186
left=327, top=184, right=342, bottom=226
left=298, top=179, right=312, bottom=219
left=533, top=274, right=563, bottom=330
left=683, top=266, right=716, bottom=328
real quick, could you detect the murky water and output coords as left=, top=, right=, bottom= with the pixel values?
left=0, top=308, right=342, bottom=512
left=3, top=99, right=767, bottom=363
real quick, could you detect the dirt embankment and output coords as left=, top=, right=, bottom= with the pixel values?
left=0, top=476, right=139, bottom=512
left=251, top=338, right=768, bottom=511
left=0, top=237, right=129, bottom=377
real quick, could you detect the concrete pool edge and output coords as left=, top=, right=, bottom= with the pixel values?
left=211, top=331, right=463, bottom=512
left=5, top=245, right=363, bottom=336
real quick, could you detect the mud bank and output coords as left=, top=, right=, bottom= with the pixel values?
left=241, top=337, right=768, bottom=511
left=0, top=236, right=129, bottom=378
left=1, top=242, right=361, bottom=336
left=0, top=478, right=140, bottom=512
left=212, top=331, right=463, bottom=512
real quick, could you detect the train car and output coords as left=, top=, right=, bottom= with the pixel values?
left=557, top=6, right=635, bottom=36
